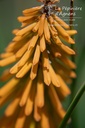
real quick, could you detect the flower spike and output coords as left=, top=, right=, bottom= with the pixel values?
left=0, top=0, right=77, bottom=127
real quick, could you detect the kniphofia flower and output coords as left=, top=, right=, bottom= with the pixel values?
left=0, top=0, right=77, bottom=127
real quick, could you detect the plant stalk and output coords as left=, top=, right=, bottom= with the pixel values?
left=59, top=82, right=85, bottom=128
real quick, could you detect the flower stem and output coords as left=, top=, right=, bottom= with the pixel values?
left=69, top=1, right=76, bottom=127
left=59, top=81, right=85, bottom=128
left=70, top=0, right=75, bottom=62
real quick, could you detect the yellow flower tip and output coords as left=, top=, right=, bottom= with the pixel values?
left=16, top=64, right=32, bottom=78
left=19, top=101, right=24, bottom=107
left=25, top=106, right=33, bottom=116
left=66, top=30, right=77, bottom=35
left=68, top=37, right=75, bottom=44
left=75, top=30, right=77, bottom=34
left=0, top=55, right=17, bottom=67
left=55, top=53, right=61, bottom=58
left=55, top=82, right=61, bottom=88
left=10, top=69, right=16, bottom=74
left=25, top=110, right=29, bottom=116
left=72, top=50, right=76, bottom=55
left=70, top=71, right=77, bottom=78
left=65, top=89, right=71, bottom=97
left=17, top=16, right=23, bottom=22
left=71, top=62, right=77, bottom=69
left=62, top=45, right=76, bottom=55
left=37, top=101, right=44, bottom=108
left=34, top=115, right=41, bottom=122
left=46, top=82, right=50, bottom=86
left=12, top=29, right=19, bottom=35
left=32, top=21, right=40, bottom=32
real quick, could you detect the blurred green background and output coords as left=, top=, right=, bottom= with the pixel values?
left=0, top=0, right=85, bottom=128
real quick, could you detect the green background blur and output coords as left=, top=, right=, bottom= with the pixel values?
left=0, top=0, right=85, bottom=128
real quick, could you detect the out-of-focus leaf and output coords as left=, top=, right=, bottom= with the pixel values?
left=72, top=48, right=85, bottom=128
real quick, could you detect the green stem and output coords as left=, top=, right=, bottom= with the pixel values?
left=59, top=82, right=85, bottom=128
left=69, top=1, right=76, bottom=127
left=70, top=0, right=75, bottom=62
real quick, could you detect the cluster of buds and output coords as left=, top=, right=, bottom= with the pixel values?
left=0, top=0, right=77, bottom=128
